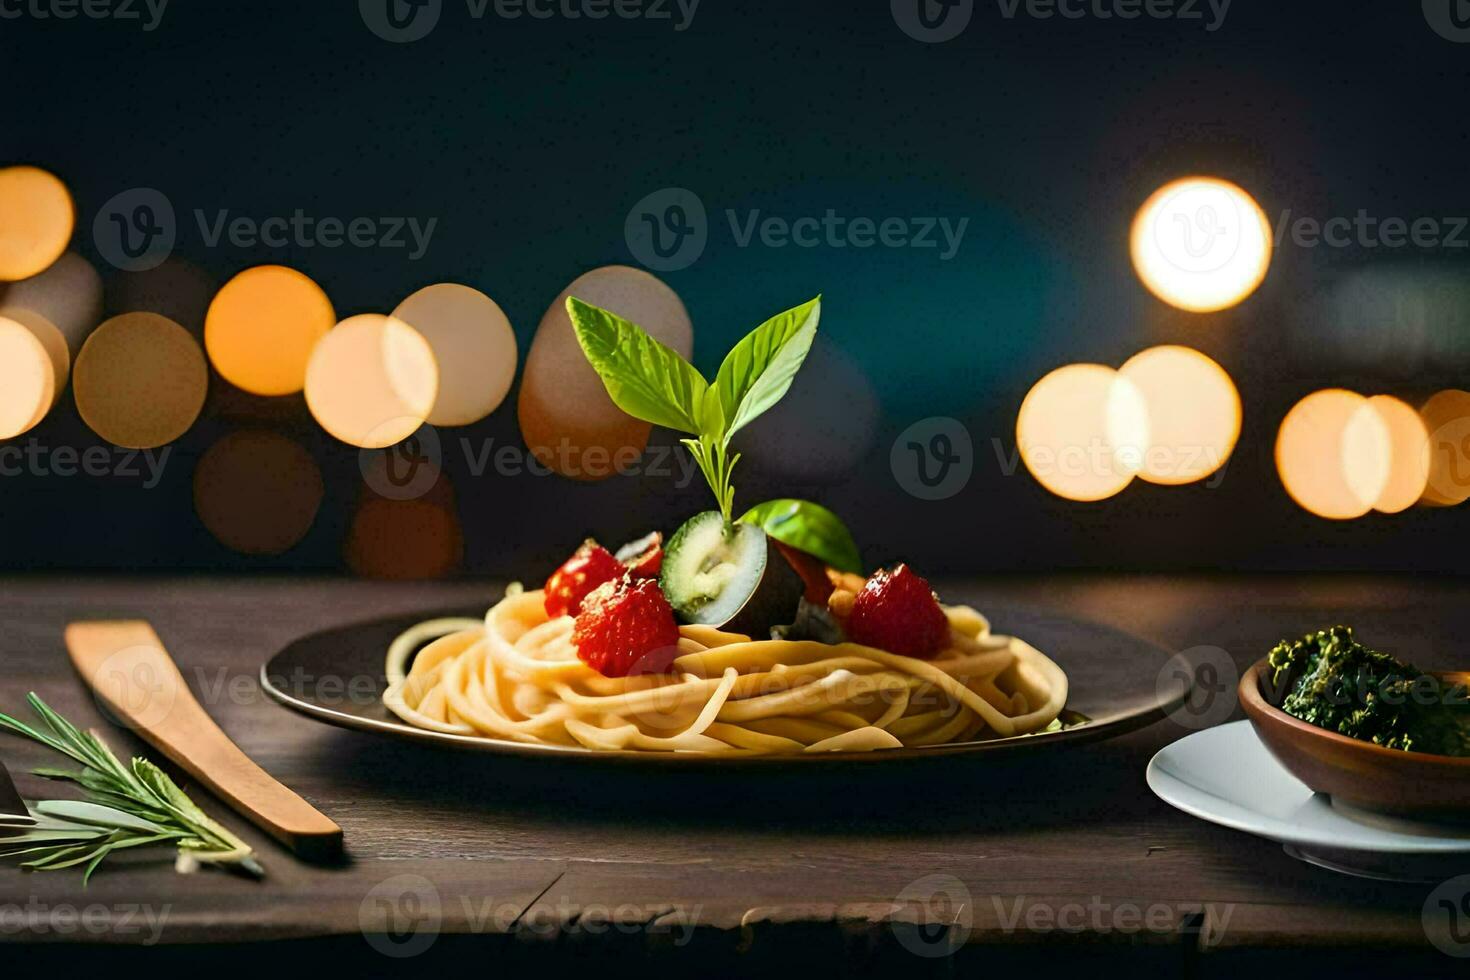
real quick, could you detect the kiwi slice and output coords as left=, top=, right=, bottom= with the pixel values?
left=661, top=511, right=804, bottom=637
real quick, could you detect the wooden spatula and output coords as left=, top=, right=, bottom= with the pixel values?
left=64, top=621, right=344, bottom=862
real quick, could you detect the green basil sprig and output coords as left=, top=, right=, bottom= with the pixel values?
left=568, top=295, right=821, bottom=524
left=740, top=499, right=862, bottom=574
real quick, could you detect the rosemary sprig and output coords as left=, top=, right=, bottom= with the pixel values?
left=0, top=694, right=263, bottom=883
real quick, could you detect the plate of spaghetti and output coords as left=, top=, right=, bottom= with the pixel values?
left=261, top=579, right=1183, bottom=763
left=264, top=293, right=1189, bottom=760
left=380, top=579, right=1067, bottom=755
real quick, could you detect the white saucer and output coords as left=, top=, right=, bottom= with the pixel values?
left=1147, top=721, right=1470, bottom=881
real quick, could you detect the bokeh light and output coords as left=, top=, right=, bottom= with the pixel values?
left=109, top=256, right=217, bottom=336
left=1018, top=363, right=1143, bottom=502
left=0, top=251, right=103, bottom=354
left=73, top=312, right=208, bottom=449
left=1276, top=390, right=1390, bottom=520
left=0, top=315, right=57, bottom=439
left=345, top=475, right=463, bottom=580
left=1293, top=266, right=1470, bottom=378
left=1340, top=399, right=1393, bottom=513
left=0, top=307, right=69, bottom=400
left=742, top=338, right=879, bottom=482
left=205, top=265, right=335, bottom=396
left=1419, top=389, right=1470, bottom=507
left=1111, top=345, right=1241, bottom=486
left=1131, top=176, right=1273, bottom=313
left=0, top=166, right=74, bottom=282
left=391, top=283, right=517, bottom=427
left=1366, top=395, right=1429, bottom=514
left=519, top=266, right=692, bottom=480
left=194, top=430, right=324, bottom=555
left=304, top=313, right=438, bottom=449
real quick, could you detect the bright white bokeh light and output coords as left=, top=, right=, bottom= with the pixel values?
left=1340, top=399, right=1393, bottom=513
left=1131, top=177, right=1273, bottom=313
left=0, top=315, right=55, bottom=439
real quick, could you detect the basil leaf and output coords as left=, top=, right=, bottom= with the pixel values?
left=711, top=297, right=820, bottom=439
left=698, top=383, right=727, bottom=437
left=567, top=296, right=708, bottom=435
left=740, top=498, right=862, bottom=574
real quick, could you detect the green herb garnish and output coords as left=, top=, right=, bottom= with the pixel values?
left=1267, top=626, right=1470, bottom=757
left=0, top=694, right=262, bottom=882
left=568, top=294, right=821, bottom=524
left=740, top=498, right=862, bottom=574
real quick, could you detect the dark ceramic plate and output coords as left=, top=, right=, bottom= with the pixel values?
left=262, top=601, right=1194, bottom=764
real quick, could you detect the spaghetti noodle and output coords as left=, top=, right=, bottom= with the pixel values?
left=383, top=589, right=1068, bottom=754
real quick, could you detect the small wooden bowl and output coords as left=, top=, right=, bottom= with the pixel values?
left=1239, top=659, right=1470, bottom=819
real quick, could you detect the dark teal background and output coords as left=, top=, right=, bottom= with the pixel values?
left=2, top=0, right=1468, bottom=574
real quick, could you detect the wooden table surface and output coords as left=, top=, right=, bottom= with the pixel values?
left=1, top=574, right=1468, bottom=976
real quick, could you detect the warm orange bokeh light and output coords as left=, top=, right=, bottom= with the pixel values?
left=193, top=430, right=324, bottom=555
left=518, top=266, right=692, bottom=480
left=73, top=312, right=208, bottom=449
left=304, top=314, right=438, bottom=449
left=392, top=283, right=518, bottom=427
left=1131, top=176, right=1272, bottom=313
left=0, top=315, right=57, bottom=439
left=1113, top=345, right=1241, bottom=485
left=0, top=166, right=74, bottom=282
left=1367, top=395, right=1429, bottom=514
left=205, top=265, right=336, bottom=396
left=346, top=476, right=463, bottom=580
left=1276, top=390, right=1390, bottom=520
left=1018, top=363, right=1141, bottom=502
left=1420, top=389, right=1470, bottom=507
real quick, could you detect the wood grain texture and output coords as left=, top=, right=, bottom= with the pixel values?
left=64, top=620, right=343, bottom=860
left=0, top=574, right=1464, bottom=968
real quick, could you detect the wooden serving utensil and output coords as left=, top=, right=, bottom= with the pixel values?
left=64, top=621, right=344, bottom=862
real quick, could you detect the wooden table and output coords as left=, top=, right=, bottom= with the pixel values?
left=1, top=575, right=1466, bottom=976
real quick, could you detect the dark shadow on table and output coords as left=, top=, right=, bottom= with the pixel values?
left=304, top=722, right=1164, bottom=834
